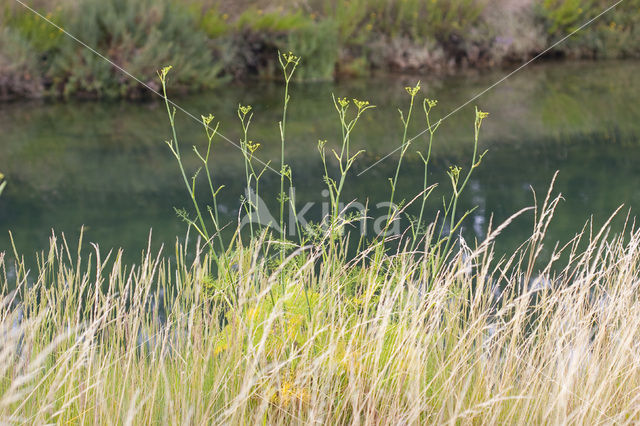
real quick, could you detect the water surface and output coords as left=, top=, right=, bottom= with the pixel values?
left=1, top=61, right=639, bottom=267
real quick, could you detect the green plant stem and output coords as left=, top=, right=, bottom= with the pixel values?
left=383, top=88, right=418, bottom=240
left=160, top=76, right=212, bottom=253
left=411, top=105, right=440, bottom=252
left=433, top=109, right=486, bottom=278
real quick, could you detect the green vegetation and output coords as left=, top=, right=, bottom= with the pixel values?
left=541, top=0, right=640, bottom=58
left=2, top=53, right=640, bottom=422
left=7, top=202, right=640, bottom=423
left=0, top=27, right=43, bottom=99
left=1, top=0, right=640, bottom=98
left=48, top=0, right=221, bottom=98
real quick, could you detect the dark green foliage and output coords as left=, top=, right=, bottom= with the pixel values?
left=47, top=0, right=222, bottom=98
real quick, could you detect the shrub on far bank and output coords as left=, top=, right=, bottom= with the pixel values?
left=44, top=0, right=223, bottom=98
left=0, top=28, right=43, bottom=99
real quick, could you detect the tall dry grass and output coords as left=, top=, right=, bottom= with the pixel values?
left=2, top=177, right=640, bottom=423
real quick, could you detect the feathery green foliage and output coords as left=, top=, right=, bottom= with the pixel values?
left=47, top=0, right=222, bottom=97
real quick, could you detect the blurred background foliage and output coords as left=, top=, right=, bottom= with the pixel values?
left=0, top=0, right=639, bottom=98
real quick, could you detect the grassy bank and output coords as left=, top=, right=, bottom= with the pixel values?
left=2, top=0, right=640, bottom=98
left=1, top=54, right=640, bottom=423
left=3, top=202, right=640, bottom=423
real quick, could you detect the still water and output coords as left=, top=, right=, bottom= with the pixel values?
left=1, top=61, right=639, bottom=265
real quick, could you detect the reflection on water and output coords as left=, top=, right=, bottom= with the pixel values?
left=1, top=61, right=639, bottom=265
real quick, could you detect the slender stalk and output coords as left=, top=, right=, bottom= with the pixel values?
left=330, top=96, right=373, bottom=221
left=411, top=99, right=441, bottom=252
left=159, top=67, right=211, bottom=252
left=196, top=114, right=225, bottom=253
left=432, top=107, right=488, bottom=278
left=278, top=52, right=300, bottom=243
left=238, top=105, right=255, bottom=240
left=383, top=82, right=421, bottom=240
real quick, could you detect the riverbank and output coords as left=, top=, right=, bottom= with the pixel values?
left=1, top=0, right=639, bottom=99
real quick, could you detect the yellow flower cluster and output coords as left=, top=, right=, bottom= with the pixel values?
left=247, top=140, right=260, bottom=153
left=201, top=113, right=215, bottom=127
left=405, top=81, right=421, bottom=96
left=159, top=65, right=172, bottom=80
left=272, top=380, right=309, bottom=407
left=238, top=105, right=252, bottom=116
left=281, top=51, right=300, bottom=65
left=353, top=98, right=370, bottom=110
